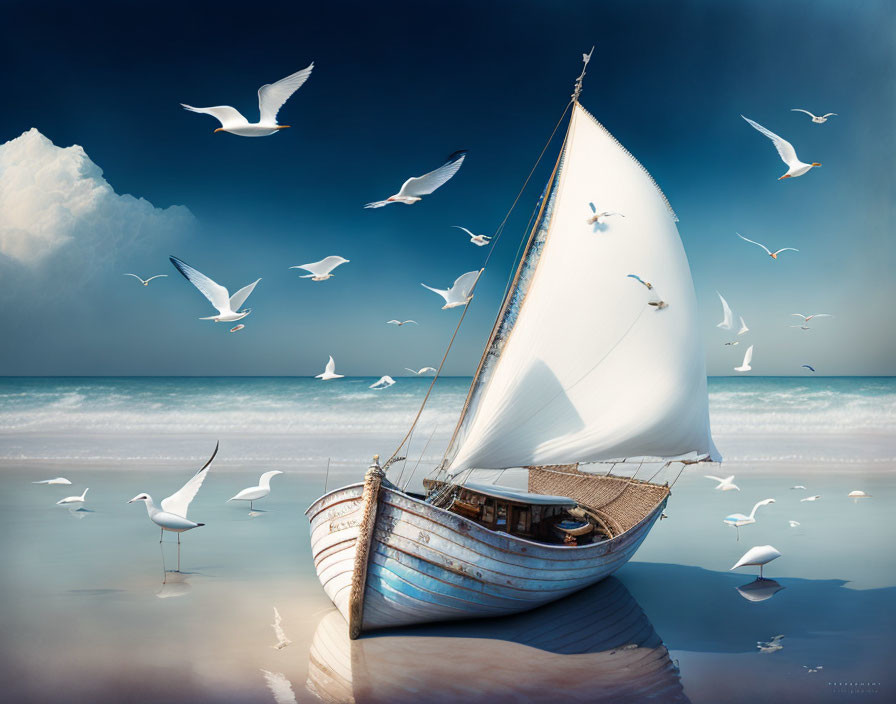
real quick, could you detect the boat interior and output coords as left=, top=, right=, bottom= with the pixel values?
left=421, top=464, right=670, bottom=545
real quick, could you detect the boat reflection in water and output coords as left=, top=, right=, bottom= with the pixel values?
left=736, top=578, right=784, bottom=603
left=305, top=576, right=689, bottom=704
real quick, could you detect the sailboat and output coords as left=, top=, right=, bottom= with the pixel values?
left=306, top=52, right=719, bottom=639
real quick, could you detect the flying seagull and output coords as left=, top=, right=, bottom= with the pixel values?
left=289, top=256, right=348, bottom=281
left=734, top=345, right=754, bottom=372
left=453, top=226, right=491, bottom=247
left=757, top=634, right=785, bottom=654
left=800, top=495, right=821, bottom=502
left=586, top=202, right=625, bottom=225
left=315, top=356, right=343, bottom=381
left=627, top=274, right=653, bottom=290
left=801, top=364, right=816, bottom=372
left=791, top=485, right=806, bottom=490
left=723, top=499, right=775, bottom=540
left=124, top=274, right=167, bottom=286
left=128, top=442, right=218, bottom=543
left=705, top=475, right=740, bottom=491
left=789, top=520, right=801, bottom=528
left=56, top=488, right=89, bottom=506
left=717, top=292, right=734, bottom=330
left=181, top=63, right=313, bottom=137
left=405, top=367, right=437, bottom=375
left=364, top=150, right=467, bottom=208
left=647, top=297, right=668, bottom=310
left=271, top=607, right=292, bottom=650
left=387, top=320, right=418, bottom=326
left=792, top=313, right=831, bottom=328
left=228, top=470, right=283, bottom=511
left=737, top=316, right=749, bottom=336
left=33, top=477, right=71, bottom=485
left=170, top=256, right=260, bottom=323
left=791, top=108, right=837, bottom=124
left=737, top=233, right=798, bottom=260
left=741, top=116, right=821, bottom=179
left=421, top=270, right=481, bottom=309
left=370, top=375, right=396, bottom=390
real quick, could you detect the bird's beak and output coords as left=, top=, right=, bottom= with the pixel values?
left=811, top=162, right=821, bottom=167
left=214, top=128, right=224, bottom=133
left=276, top=125, right=291, bottom=129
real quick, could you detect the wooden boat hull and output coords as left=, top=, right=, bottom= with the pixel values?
left=306, top=475, right=667, bottom=635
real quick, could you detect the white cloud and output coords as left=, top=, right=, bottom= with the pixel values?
left=0, top=128, right=193, bottom=265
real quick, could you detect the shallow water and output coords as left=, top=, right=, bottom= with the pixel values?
left=1, top=377, right=894, bottom=702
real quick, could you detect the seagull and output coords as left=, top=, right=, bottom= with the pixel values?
left=731, top=544, right=781, bottom=578
left=647, top=298, right=668, bottom=310
left=705, top=475, right=740, bottom=491
left=627, top=274, right=653, bottom=290
left=405, top=367, right=437, bottom=375
left=848, top=490, right=871, bottom=498
left=801, top=495, right=821, bottom=502
left=736, top=233, right=799, bottom=260
left=170, top=256, right=260, bottom=323
left=453, top=226, right=491, bottom=247
left=789, top=520, right=801, bottom=527
left=128, top=443, right=217, bottom=544
left=228, top=470, right=283, bottom=511
left=229, top=324, right=245, bottom=333
left=717, top=292, right=733, bottom=330
left=370, top=375, right=395, bottom=390
left=289, top=256, right=349, bottom=281
left=586, top=203, right=625, bottom=225
left=315, top=356, right=344, bottom=380
left=33, top=477, right=71, bottom=485
left=260, top=670, right=297, bottom=704
left=801, top=364, right=816, bottom=372
left=124, top=274, right=168, bottom=286
left=734, top=345, right=754, bottom=372
left=791, top=314, right=831, bottom=329
left=757, top=634, right=785, bottom=654
left=181, top=63, right=313, bottom=137
left=723, top=498, right=775, bottom=540
left=742, top=116, right=821, bottom=179
left=56, top=488, right=88, bottom=506
left=792, top=108, right=837, bottom=124
left=791, top=485, right=806, bottom=490
left=271, top=607, right=292, bottom=650
left=803, top=665, right=824, bottom=674
left=387, top=320, right=418, bottom=326
left=737, top=316, right=749, bottom=336
left=724, top=341, right=740, bottom=346
left=421, top=270, right=481, bottom=309
left=364, top=151, right=467, bottom=208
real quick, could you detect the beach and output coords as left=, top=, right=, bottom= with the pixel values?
left=1, top=377, right=894, bottom=703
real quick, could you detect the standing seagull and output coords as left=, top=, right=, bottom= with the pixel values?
left=33, top=477, right=71, bottom=485
left=170, top=256, right=260, bottom=323
left=737, top=233, right=798, bottom=260
left=731, top=545, right=782, bottom=579
left=181, top=63, right=314, bottom=137
left=228, top=470, right=283, bottom=511
left=289, top=256, right=348, bottom=281
left=421, top=270, right=481, bottom=309
left=735, top=345, right=754, bottom=372
left=717, top=292, right=734, bottom=330
left=453, top=226, right=491, bottom=247
left=741, top=116, right=821, bottom=179
left=128, top=442, right=218, bottom=545
left=364, top=151, right=467, bottom=208
left=705, top=475, right=740, bottom=491
left=56, top=488, right=88, bottom=506
left=315, top=356, right=344, bottom=380
left=724, top=498, right=775, bottom=540
left=791, top=109, right=837, bottom=124
left=124, top=274, right=168, bottom=286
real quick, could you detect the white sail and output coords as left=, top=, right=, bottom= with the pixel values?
left=446, top=102, right=718, bottom=472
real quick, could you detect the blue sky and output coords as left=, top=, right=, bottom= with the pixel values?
left=0, top=0, right=893, bottom=376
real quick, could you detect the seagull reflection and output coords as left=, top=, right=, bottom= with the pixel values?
left=261, top=670, right=297, bottom=704
left=304, top=576, right=689, bottom=704
left=737, top=578, right=785, bottom=602
left=67, top=507, right=93, bottom=519
left=156, top=570, right=191, bottom=599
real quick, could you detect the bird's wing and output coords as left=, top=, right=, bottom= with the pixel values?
left=170, top=256, right=231, bottom=314
left=313, top=256, right=347, bottom=275
left=452, top=226, right=476, bottom=238
left=363, top=200, right=391, bottom=209
left=144, top=275, right=168, bottom=283
left=420, top=367, right=436, bottom=373
left=588, top=202, right=597, bottom=213
left=123, top=273, right=145, bottom=283
left=421, top=283, right=450, bottom=302
left=791, top=108, right=817, bottom=119
left=808, top=313, right=832, bottom=319
left=181, top=104, right=249, bottom=128
left=229, top=279, right=260, bottom=311
left=822, top=113, right=837, bottom=118
left=404, top=368, right=418, bottom=374
left=772, top=247, right=799, bottom=255
left=403, top=320, right=418, bottom=325
left=161, top=442, right=218, bottom=518
left=791, top=313, right=808, bottom=320
left=257, top=63, right=314, bottom=123
left=741, top=116, right=798, bottom=166
left=743, top=345, right=753, bottom=366
left=260, top=670, right=297, bottom=704
left=324, top=356, right=336, bottom=375
left=737, top=316, right=749, bottom=334
left=398, top=151, right=467, bottom=197
left=388, top=320, right=401, bottom=325
left=451, top=270, right=482, bottom=299
left=716, top=292, right=733, bottom=328
left=737, top=232, right=771, bottom=255
left=705, top=475, right=724, bottom=482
